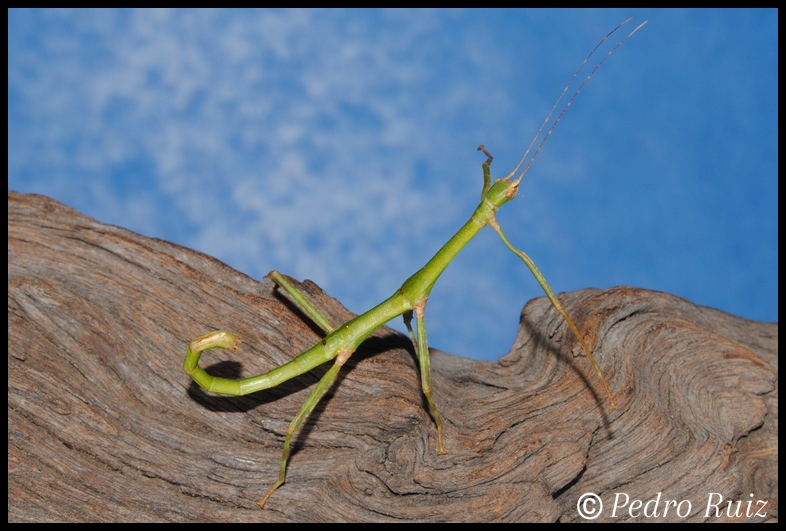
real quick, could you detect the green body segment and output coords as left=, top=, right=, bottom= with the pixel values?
left=184, top=176, right=519, bottom=399
left=400, top=177, right=516, bottom=301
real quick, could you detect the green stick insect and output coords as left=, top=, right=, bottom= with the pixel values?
left=184, top=18, right=647, bottom=509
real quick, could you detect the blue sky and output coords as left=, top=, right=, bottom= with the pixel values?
left=9, top=9, right=777, bottom=361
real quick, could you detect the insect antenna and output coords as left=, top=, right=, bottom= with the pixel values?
left=507, top=17, right=648, bottom=185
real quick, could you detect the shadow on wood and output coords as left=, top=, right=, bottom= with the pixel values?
left=8, top=192, right=778, bottom=522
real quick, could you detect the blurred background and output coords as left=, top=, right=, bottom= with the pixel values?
left=9, top=9, right=777, bottom=361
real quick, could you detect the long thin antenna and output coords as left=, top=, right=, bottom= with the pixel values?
left=507, top=18, right=648, bottom=185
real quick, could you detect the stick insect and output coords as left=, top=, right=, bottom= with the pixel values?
left=184, top=18, right=647, bottom=509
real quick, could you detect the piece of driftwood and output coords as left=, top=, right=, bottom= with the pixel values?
left=8, top=191, right=777, bottom=522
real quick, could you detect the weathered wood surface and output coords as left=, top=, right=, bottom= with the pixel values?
left=8, top=191, right=778, bottom=522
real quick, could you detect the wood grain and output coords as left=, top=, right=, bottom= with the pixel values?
left=8, top=192, right=777, bottom=522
